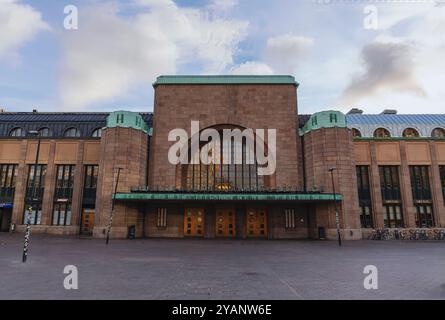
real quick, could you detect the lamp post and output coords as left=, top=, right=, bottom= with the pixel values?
left=106, top=167, right=123, bottom=245
left=22, top=130, right=41, bottom=263
left=329, top=167, right=342, bottom=247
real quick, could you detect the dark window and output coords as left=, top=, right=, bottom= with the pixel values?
left=117, top=114, right=124, bottom=124
left=403, top=128, right=420, bottom=138
left=23, top=203, right=42, bottom=225
left=330, top=113, right=338, bottom=123
left=409, top=166, right=432, bottom=201
left=64, top=128, right=80, bottom=137
left=360, top=206, right=373, bottom=229
left=285, top=209, right=296, bottom=229
left=55, top=165, right=75, bottom=200
left=38, top=127, right=52, bottom=137
left=23, top=165, right=47, bottom=225
left=92, top=128, right=102, bottom=138
left=83, top=165, right=98, bottom=206
left=352, top=128, right=362, bottom=138
left=185, top=132, right=264, bottom=192
left=0, top=164, right=18, bottom=203
left=432, top=128, right=445, bottom=138
left=53, top=165, right=75, bottom=226
left=383, top=205, right=403, bottom=228
left=440, top=166, right=445, bottom=202
left=374, top=128, right=391, bottom=138
left=415, top=204, right=434, bottom=228
left=53, top=203, right=72, bottom=226
left=356, top=166, right=373, bottom=228
left=157, top=208, right=167, bottom=228
left=9, top=127, right=25, bottom=137
left=379, top=166, right=401, bottom=201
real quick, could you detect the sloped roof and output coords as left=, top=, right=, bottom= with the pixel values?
left=346, top=114, right=445, bottom=137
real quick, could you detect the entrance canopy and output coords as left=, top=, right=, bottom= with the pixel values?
left=114, top=191, right=342, bottom=203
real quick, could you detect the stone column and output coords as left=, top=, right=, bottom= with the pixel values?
left=369, top=142, right=384, bottom=228
left=41, top=140, right=56, bottom=226
left=399, top=141, right=416, bottom=227
left=70, top=141, right=85, bottom=228
left=429, top=141, right=445, bottom=227
left=11, top=140, right=28, bottom=226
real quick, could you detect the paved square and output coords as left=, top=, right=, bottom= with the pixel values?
left=0, top=233, right=444, bottom=300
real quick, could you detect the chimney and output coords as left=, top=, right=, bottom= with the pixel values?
left=347, top=108, right=363, bottom=115
left=382, top=109, right=397, bottom=115
left=0, top=108, right=4, bottom=113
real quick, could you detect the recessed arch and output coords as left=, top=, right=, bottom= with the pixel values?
left=9, top=127, right=25, bottom=137
left=178, top=124, right=275, bottom=192
left=91, top=128, right=102, bottom=138
left=352, top=128, right=362, bottom=138
left=38, top=127, right=52, bottom=137
left=373, top=128, right=391, bottom=138
left=432, top=127, right=445, bottom=138
left=64, top=127, right=81, bottom=138
left=402, top=128, right=420, bottom=138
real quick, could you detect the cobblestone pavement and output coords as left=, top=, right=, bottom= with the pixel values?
left=0, top=233, right=444, bottom=300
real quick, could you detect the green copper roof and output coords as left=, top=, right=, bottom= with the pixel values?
left=153, top=75, right=299, bottom=87
left=300, top=110, right=347, bottom=136
left=106, top=111, right=150, bottom=135
left=114, top=192, right=342, bottom=202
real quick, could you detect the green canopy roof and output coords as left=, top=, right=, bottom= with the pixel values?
left=153, top=75, right=299, bottom=87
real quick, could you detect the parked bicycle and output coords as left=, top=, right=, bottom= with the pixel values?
left=369, top=228, right=445, bottom=241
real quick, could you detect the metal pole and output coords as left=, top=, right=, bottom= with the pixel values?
left=106, top=167, right=122, bottom=245
left=23, top=136, right=41, bottom=263
left=329, top=167, right=342, bottom=247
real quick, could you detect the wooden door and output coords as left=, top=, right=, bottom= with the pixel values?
left=184, top=208, right=205, bottom=237
left=246, top=208, right=267, bottom=238
left=216, top=208, right=235, bottom=237
left=81, top=209, right=95, bottom=235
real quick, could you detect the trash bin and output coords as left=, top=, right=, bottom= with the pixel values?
left=128, top=225, right=136, bottom=239
left=318, top=227, right=326, bottom=240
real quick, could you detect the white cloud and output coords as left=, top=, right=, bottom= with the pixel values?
left=60, top=0, right=248, bottom=110
left=230, top=61, right=274, bottom=75
left=264, top=34, right=314, bottom=74
left=0, top=0, right=49, bottom=62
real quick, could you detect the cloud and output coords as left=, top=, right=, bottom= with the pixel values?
left=230, top=61, right=274, bottom=75
left=0, top=0, right=49, bottom=62
left=338, top=4, right=445, bottom=113
left=227, top=34, right=314, bottom=77
left=264, top=34, right=314, bottom=73
left=341, top=41, right=426, bottom=104
left=60, top=0, right=248, bottom=110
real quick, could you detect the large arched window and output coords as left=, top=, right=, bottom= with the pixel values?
left=374, top=128, right=391, bottom=138
left=432, top=128, right=445, bottom=138
left=352, top=128, right=362, bottom=138
left=64, top=127, right=81, bottom=138
left=38, top=127, right=52, bottom=137
left=9, top=127, right=25, bottom=137
left=91, top=128, right=102, bottom=138
left=403, top=128, right=420, bottom=138
left=184, top=130, right=266, bottom=192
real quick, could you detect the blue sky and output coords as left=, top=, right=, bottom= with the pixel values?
left=1, top=0, right=444, bottom=114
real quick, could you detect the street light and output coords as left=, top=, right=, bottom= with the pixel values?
left=329, top=167, right=342, bottom=247
left=106, top=167, right=123, bottom=245
left=22, top=130, right=41, bottom=263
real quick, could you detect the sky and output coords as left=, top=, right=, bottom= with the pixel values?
left=0, top=0, right=444, bottom=114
